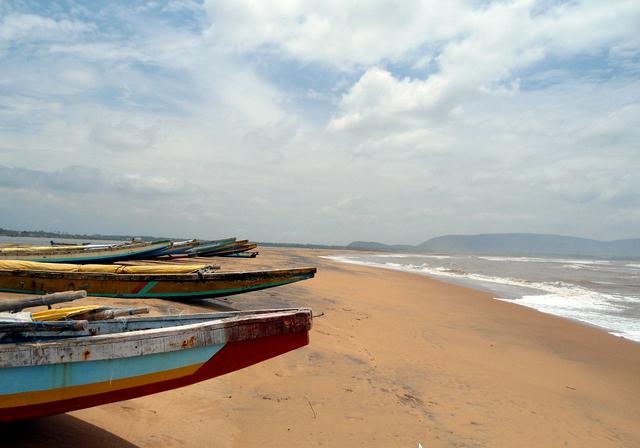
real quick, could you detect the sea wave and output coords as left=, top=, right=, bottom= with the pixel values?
left=477, top=256, right=548, bottom=262
left=371, top=254, right=452, bottom=259
left=562, top=264, right=587, bottom=270
left=477, top=256, right=612, bottom=265
left=560, top=263, right=609, bottom=271
left=512, top=295, right=640, bottom=341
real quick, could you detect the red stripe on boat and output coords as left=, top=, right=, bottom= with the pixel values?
left=0, top=331, right=309, bottom=422
left=131, top=282, right=149, bottom=294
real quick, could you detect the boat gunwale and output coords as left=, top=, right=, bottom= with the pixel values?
left=0, top=241, right=171, bottom=258
left=0, top=266, right=317, bottom=282
left=188, top=240, right=248, bottom=254
left=199, top=244, right=258, bottom=256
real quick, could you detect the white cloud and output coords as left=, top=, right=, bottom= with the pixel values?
left=202, top=0, right=471, bottom=69
left=202, top=1, right=640, bottom=71
left=329, top=0, right=640, bottom=134
left=1, top=1, right=639, bottom=243
left=0, top=13, right=92, bottom=41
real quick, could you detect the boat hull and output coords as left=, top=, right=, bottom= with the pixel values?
left=0, top=333, right=308, bottom=422
left=201, top=244, right=258, bottom=257
left=0, top=241, right=172, bottom=264
left=0, top=267, right=316, bottom=299
left=152, top=238, right=236, bottom=257
left=0, top=309, right=311, bottom=421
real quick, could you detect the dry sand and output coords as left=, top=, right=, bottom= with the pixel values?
left=1, top=247, right=639, bottom=447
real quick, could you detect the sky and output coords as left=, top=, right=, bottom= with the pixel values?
left=0, top=0, right=639, bottom=245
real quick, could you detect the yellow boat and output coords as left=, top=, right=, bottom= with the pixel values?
left=0, top=260, right=316, bottom=300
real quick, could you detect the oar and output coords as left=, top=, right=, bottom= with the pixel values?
left=0, top=320, right=88, bottom=333
left=71, top=306, right=150, bottom=321
left=0, top=291, right=87, bottom=313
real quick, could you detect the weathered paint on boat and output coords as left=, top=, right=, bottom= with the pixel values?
left=202, top=244, right=258, bottom=257
left=0, top=267, right=316, bottom=299
left=0, top=308, right=312, bottom=421
left=151, top=240, right=201, bottom=257
left=153, top=238, right=238, bottom=257
left=0, top=241, right=172, bottom=264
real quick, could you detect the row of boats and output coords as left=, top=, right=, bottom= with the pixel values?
left=0, top=238, right=315, bottom=299
left=0, top=237, right=316, bottom=422
left=0, top=237, right=259, bottom=263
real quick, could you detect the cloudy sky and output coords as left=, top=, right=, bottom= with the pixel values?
left=1, top=1, right=639, bottom=244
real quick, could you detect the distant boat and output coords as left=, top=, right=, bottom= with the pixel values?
left=0, top=308, right=312, bottom=422
left=0, top=241, right=172, bottom=264
left=49, top=240, right=91, bottom=246
left=0, top=261, right=316, bottom=299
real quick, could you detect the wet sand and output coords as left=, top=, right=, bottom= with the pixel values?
left=1, top=247, right=639, bottom=447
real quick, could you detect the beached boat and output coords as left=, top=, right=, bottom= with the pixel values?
left=0, top=241, right=172, bottom=264
left=0, top=261, right=316, bottom=299
left=0, top=308, right=312, bottom=422
left=221, top=252, right=259, bottom=258
left=49, top=240, right=90, bottom=246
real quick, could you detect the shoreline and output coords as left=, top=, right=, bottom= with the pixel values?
left=321, top=250, right=640, bottom=343
left=1, top=247, right=639, bottom=447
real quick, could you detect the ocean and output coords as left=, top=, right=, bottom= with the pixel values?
left=322, top=252, right=640, bottom=342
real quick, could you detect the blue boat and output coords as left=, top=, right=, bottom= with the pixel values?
left=152, top=238, right=238, bottom=258
left=0, top=308, right=312, bottom=422
left=0, top=241, right=172, bottom=264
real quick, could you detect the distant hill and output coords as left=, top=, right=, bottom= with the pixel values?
left=417, top=233, right=640, bottom=258
left=345, top=233, right=640, bottom=258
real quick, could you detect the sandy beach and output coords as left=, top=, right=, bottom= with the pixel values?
left=1, top=247, right=639, bottom=447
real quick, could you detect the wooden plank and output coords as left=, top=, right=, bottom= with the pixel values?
left=0, top=320, right=88, bottom=333
left=0, top=291, right=87, bottom=312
